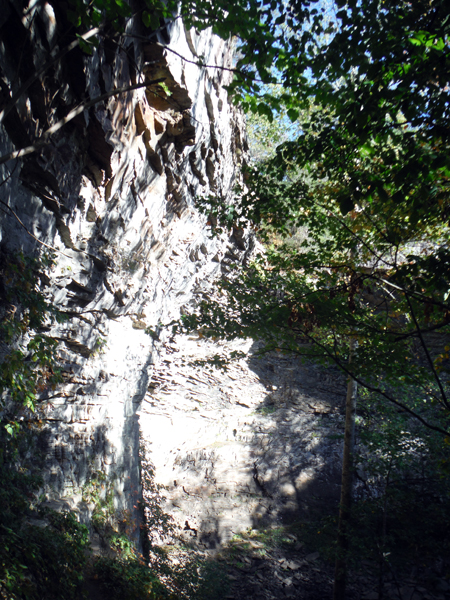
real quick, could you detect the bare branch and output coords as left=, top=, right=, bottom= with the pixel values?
left=379, top=277, right=450, bottom=311
left=405, top=293, right=450, bottom=410
left=0, top=197, right=73, bottom=259
left=292, top=329, right=450, bottom=437
left=123, top=33, right=267, bottom=82
left=0, top=78, right=165, bottom=165
left=0, top=27, right=101, bottom=126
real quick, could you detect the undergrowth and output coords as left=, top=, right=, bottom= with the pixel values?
left=0, top=433, right=230, bottom=600
left=0, top=436, right=89, bottom=600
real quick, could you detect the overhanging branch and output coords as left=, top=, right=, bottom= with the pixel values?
left=290, top=328, right=450, bottom=436
left=0, top=27, right=101, bottom=126
left=0, top=78, right=165, bottom=165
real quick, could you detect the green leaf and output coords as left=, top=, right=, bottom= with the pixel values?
left=5, top=423, right=15, bottom=436
left=257, top=102, right=274, bottom=122
left=66, top=9, right=81, bottom=27
left=287, top=108, right=299, bottom=122
left=142, top=10, right=160, bottom=30
left=114, top=0, right=132, bottom=17
left=77, top=37, right=93, bottom=55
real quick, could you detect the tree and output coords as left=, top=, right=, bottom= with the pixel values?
left=168, top=1, right=450, bottom=596
left=185, top=0, right=450, bottom=437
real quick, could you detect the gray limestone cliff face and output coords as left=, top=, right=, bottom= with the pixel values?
left=0, top=2, right=251, bottom=544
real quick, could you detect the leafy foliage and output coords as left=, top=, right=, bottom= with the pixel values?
left=245, top=85, right=305, bottom=162
left=81, top=470, right=117, bottom=532
left=353, top=390, right=450, bottom=568
left=93, top=554, right=163, bottom=600
left=182, top=0, right=450, bottom=435
left=0, top=251, right=64, bottom=437
left=0, top=452, right=89, bottom=600
left=307, top=390, right=450, bottom=582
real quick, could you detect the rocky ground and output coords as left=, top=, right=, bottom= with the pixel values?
left=139, top=335, right=450, bottom=600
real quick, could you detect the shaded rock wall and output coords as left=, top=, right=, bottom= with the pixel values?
left=0, top=1, right=251, bottom=544
left=140, top=336, right=345, bottom=550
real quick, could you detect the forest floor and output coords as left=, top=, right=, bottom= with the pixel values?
left=138, top=335, right=449, bottom=600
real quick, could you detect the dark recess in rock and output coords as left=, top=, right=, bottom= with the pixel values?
left=87, top=112, right=113, bottom=179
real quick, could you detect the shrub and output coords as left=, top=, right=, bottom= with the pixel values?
left=93, top=555, right=165, bottom=600
left=0, top=462, right=89, bottom=600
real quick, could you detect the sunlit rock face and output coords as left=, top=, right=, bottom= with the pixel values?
left=0, top=3, right=250, bottom=545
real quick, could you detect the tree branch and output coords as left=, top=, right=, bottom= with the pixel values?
left=0, top=78, right=165, bottom=165
left=290, top=329, right=450, bottom=437
left=0, top=27, right=101, bottom=126
left=378, top=277, right=450, bottom=311
left=405, top=293, right=449, bottom=410
left=123, top=34, right=268, bottom=83
left=0, top=198, right=73, bottom=259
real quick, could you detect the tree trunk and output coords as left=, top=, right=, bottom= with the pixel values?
left=333, top=338, right=358, bottom=600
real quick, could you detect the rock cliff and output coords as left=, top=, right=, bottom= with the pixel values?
left=0, top=1, right=251, bottom=545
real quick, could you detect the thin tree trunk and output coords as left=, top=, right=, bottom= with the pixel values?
left=377, top=462, right=392, bottom=600
left=333, top=338, right=358, bottom=600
